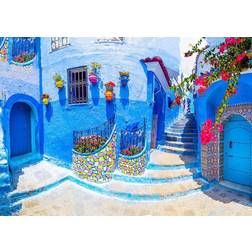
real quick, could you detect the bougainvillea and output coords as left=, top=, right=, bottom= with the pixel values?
left=171, top=37, right=252, bottom=144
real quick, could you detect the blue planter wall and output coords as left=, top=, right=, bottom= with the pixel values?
left=40, top=37, right=181, bottom=165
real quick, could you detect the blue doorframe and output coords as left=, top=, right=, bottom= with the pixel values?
left=224, top=115, right=252, bottom=187
left=151, top=76, right=166, bottom=147
left=3, top=94, right=43, bottom=166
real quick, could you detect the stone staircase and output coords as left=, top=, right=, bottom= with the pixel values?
left=158, top=113, right=198, bottom=156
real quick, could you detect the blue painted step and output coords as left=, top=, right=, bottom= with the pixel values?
left=166, top=135, right=196, bottom=143
left=158, top=145, right=196, bottom=156
left=165, top=140, right=195, bottom=149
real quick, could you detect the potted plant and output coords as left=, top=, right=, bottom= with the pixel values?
left=119, top=71, right=129, bottom=86
left=88, top=62, right=102, bottom=84
left=53, top=73, right=64, bottom=89
left=104, top=81, right=116, bottom=101
left=89, top=72, right=98, bottom=84
left=42, top=94, right=50, bottom=105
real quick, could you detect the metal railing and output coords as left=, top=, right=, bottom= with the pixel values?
left=120, top=118, right=146, bottom=152
left=12, top=37, right=36, bottom=62
left=73, top=117, right=115, bottom=148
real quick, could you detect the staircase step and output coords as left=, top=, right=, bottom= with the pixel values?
left=165, top=131, right=198, bottom=137
left=165, top=140, right=195, bottom=148
left=94, top=178, right=207, bottom=200
left=166, top=135, right=196, bottom=142
left=113, top=168, right=200, bottom=184
left=149, top=149, right=197, bottom=166
left=167, top=127, right=197, bottom=134
left=158, top=145, right=196, bottom=155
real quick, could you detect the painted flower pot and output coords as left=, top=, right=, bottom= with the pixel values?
left=120, top=75, right=129, bottom=86
left=55, top=80, right=64, bottom=89
left=118, top=146, right=147, bottom=176
left=89, top=74, right=98, bottom=84
left=42, top=97, right=49, bottom=105
left=72, top=126, right=117, bottom=183
left=105, top=90, right=114, bottom=101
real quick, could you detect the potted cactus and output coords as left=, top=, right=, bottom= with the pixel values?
left=119, top=71, right=129, bottom=86
left=53, top=73, right=64, bottom=89
left=42, top=94, right=50, bottom=105
left=104, top=81, right=116, bottom=101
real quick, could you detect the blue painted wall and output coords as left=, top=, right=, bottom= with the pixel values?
left=40, top=37, right=181, bottom=165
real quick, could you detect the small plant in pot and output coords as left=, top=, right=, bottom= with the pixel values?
left=42, top=94, right=50, bottom=105
left=119, top=71, right=129, bottom=86
left=121, top=145, right=144, bottom=156
left=53, top=73, right=64, bottom=89
left=104, top=81, right=116, bottom=101
left=88, top=62, right=101, bottom=84
left=74, top=135, right=106, bottom=153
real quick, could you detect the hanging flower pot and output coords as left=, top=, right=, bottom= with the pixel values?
left=105, top=90, right=114, bottom=101
left=119, top=72, right=129, bottom=86
left=42, top=94, right=50, bottom=105
left=53, top=73, right=64, bottom=89
left=89, top=73, right=98, bottom=84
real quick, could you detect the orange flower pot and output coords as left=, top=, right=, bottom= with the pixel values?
left=105, top=91, right=114, bottom=101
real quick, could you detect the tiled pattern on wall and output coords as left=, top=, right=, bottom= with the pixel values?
left=72, top=130, right=116, bottom=183
left=118, top=153, right=146, bottom=176
left=201, top=103, right=252, bottom=182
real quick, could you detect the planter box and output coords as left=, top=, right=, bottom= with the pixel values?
left=72, top=126, right=116, bottom=183
left=118, top=145, right=147, bottom=176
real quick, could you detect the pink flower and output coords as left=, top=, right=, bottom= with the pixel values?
left=219, top=44, right=226, bottom=53
left=198, top=85, right=207, bottom=95
left=234, top=52, right=246, bottom=63
left=221, top=71, right=230, bottom=81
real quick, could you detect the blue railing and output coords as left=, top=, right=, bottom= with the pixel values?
left=120, top=119, right=146, bottom=152
left=0, top=37, right=6, bottom=49
left=11, top=37, right=36, bottom=64
left=73, top=117, right=115, bottom=148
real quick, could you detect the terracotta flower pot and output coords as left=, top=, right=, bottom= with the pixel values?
left=105, top=90, right=114, bottom=101
left=56, top=80, right=64, bottom=88
left=89, top=74, right=98, bottom=84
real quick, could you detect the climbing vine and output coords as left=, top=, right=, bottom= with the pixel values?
left=170, top=37, right=252, bottom=144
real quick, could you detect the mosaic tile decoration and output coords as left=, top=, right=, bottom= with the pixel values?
left=201, top=103, right=252, bottom=182
left=118, top=151, right=146, bottom=176
left=72, top=129, right=116, bottom=183
left=0, top=38, right=8, bottom=62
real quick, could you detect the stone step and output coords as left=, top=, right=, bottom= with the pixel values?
left=166, top=127, right=197, bottom=134
left=165, top=140, right=196, bottom=149
left=149, top=149, right=197, bottom=166
left=94, top=178, right=207, bottom=200
left=158, top=145, right=196, bottom=155
left=113, top=168, right=200, bottom=184
left=165, top=131, right=198, bottom=137
left=166, top=135, right=196, bottom=143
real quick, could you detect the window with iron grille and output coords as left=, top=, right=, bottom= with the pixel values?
left=51, top=37, right=70, bottom=51
left=96, top=37, right=125, bottom=44
left=68, top=66, right=88, bottom=104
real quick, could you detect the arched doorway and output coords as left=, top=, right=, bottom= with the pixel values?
left=224, top=115, right=252, bottom=187
left=10, top=102, right=33, bottom=157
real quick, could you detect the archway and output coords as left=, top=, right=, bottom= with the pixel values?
left=3, top=94, right=43, bottom=169
left=10, top=102, right=33, bottom=157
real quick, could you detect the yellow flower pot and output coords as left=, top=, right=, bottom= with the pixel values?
left=56, top=80, right=64, bottom=88
left=42, top=98, right=49, bottom=105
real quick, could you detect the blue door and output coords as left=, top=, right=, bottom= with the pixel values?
left=10, top=102, right=32, bottom=157
left=224, top=115, right=252, bottom=186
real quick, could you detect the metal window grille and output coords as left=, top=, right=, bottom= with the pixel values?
left=68, top=66, right=88, bottom=104
left=12, top=37, right=36, bottom=58
left=51, top=37, right=70, bottom=51
left=96, top=37, right=125, bottom=44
